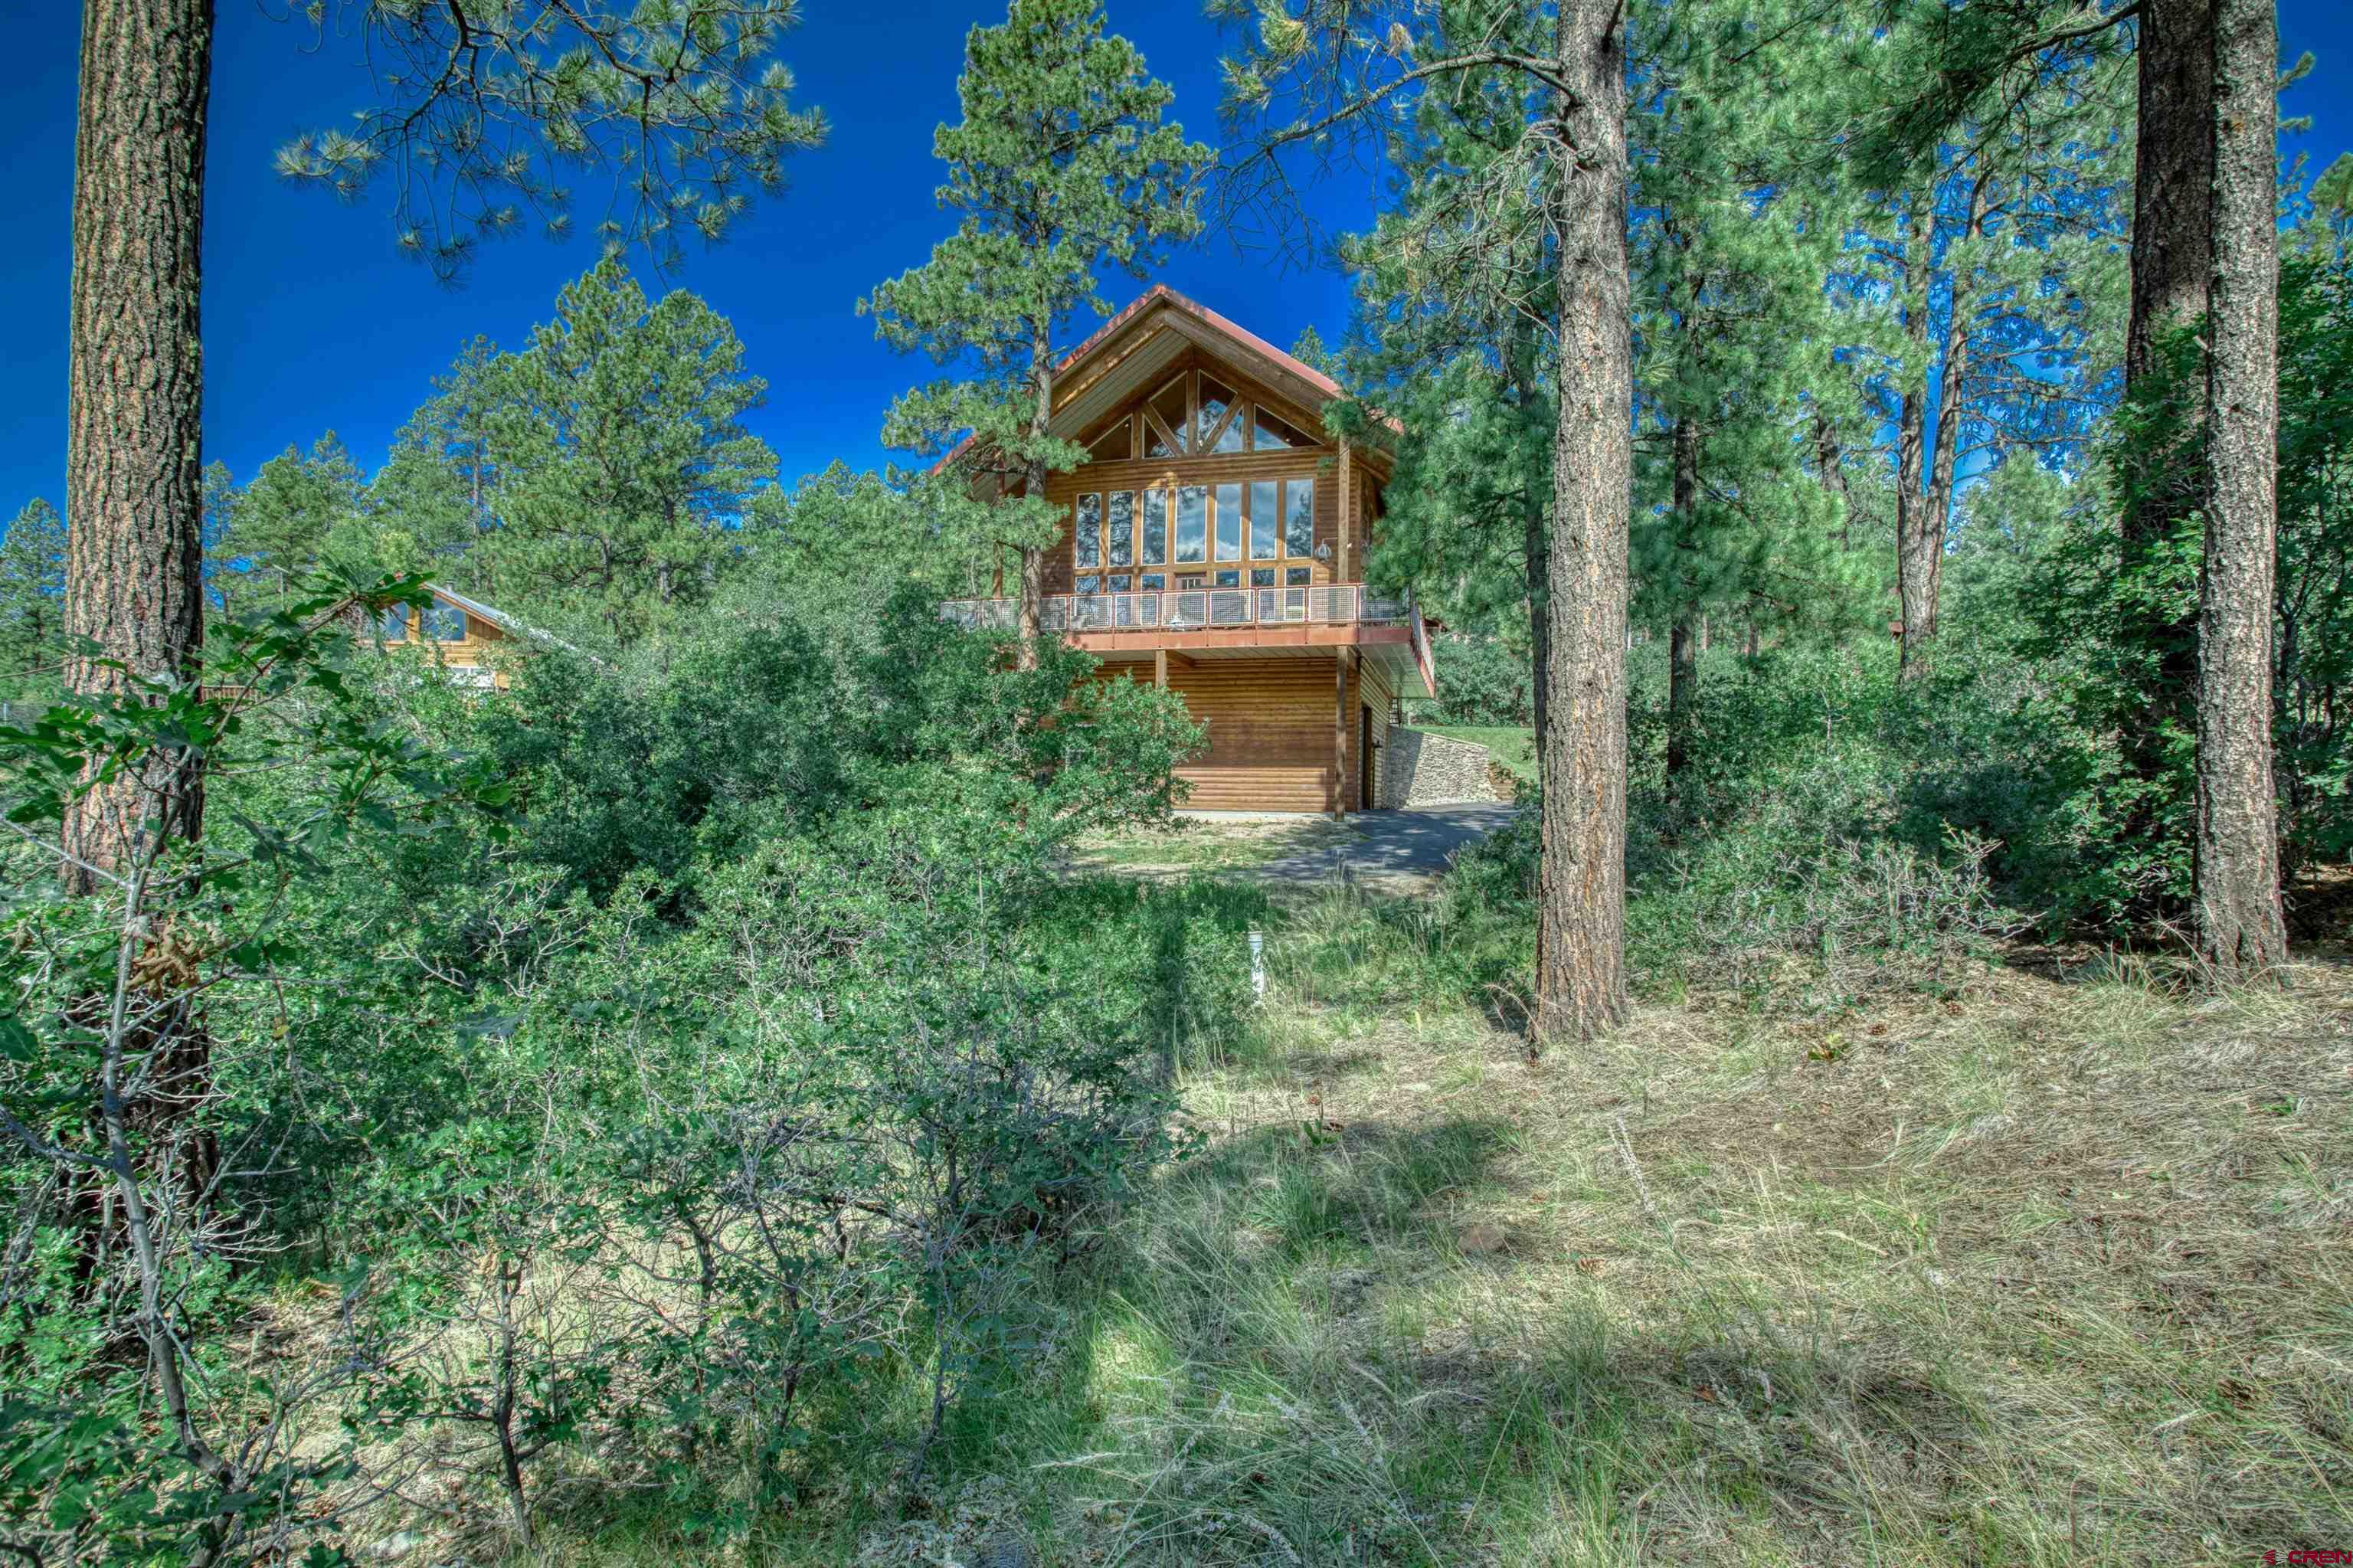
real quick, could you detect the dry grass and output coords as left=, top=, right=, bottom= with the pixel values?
left=847, top=938, right=2353, bottom=1567
left=1064, top=816, right=1366, bottom=878
left=398, top=904, right=2353, bottom=1566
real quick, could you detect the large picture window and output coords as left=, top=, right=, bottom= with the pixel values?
left=1214, top=483, right=1242, bottom=561
left=1143, top=490, right=1169, bottom=564
left=1249, top=479, right=1278, bottom=560
left=1107, top=491, right=1134, bottom=566
left=1284, top=478, right=1316, bottom=558
left=1174, top=486, right=1207, bottom=563
left=1074, top=493, right=1102, bottom=569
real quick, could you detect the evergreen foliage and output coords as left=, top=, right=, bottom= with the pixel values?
left=0, top=498, right=66, bottom=696
left=482, top=260, right=778, bottom=643
left=862, top=0, right=1208, bottom=656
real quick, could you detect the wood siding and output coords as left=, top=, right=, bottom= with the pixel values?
left=1101, top=652, right=1388, bottom=813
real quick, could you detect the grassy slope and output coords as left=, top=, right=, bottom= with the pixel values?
left=511, top=879, right=2353, bottom=1566
left=1418, top=725, right=1536, bottom=786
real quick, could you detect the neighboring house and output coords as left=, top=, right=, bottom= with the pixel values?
left=941, top=285, right=1438, bottom=815
left=376, top=584, right=544, bottom=689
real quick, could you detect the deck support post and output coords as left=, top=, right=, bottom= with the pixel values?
left=1154, top=648, right=1168, bottom=689
left=1334, top=650, right=1352, bottom=818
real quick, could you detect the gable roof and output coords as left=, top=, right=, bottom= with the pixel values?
left=929, top=283, right=1395, bottom=479
left=422, top=583, right=594, bottom=660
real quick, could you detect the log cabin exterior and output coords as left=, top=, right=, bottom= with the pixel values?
left=375, top=584, right=535, bottom=690
left=941, top=286, right=1437, bottom=815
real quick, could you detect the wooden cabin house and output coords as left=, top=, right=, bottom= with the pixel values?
left=375, top=584, right=538, bottom=689
left=941, top=286, right=1438, bottom=815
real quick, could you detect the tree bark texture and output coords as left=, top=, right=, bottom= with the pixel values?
left=1812, top=409, right=1849, bottom=551
left=2194, top=0, right=2288, bottom=977
left=2119, top=0, right=2217, bottom=796
left=63, top=0, right=213, bottom=893
left=1508, top=319, right=1551, bottom=764
left=1016, top=325, right=1054, bottom=673
left=2127, top=0, right=2219, bottom=387
left=1534, top=0, right=1631, bottom=1046
left=1893, top=188, right=1978, bottom=683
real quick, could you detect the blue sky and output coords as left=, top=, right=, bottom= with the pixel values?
left=2, top=2, right=2349, bottom=516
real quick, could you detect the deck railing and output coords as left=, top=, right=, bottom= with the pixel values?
left=941, top=584, right=1411, bottom=633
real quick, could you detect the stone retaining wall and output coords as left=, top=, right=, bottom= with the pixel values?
left=1376, top=728, right=1504, bottom=807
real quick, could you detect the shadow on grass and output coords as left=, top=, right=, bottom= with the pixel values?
left=887, top=1113, right=2026, bottom=1567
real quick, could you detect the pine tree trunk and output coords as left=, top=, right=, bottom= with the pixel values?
left=2194, top=0, right=2287, bottom=978
left=1508, top=321, right=1550, bottom=762
left=61, top=0, right=213, bottom=892
left=1893, top=201, right=1939, bottom=682
left=2120, top=0, right=2217, bottom=804
left=1016, top=326, right=1054, bottom=673
left=1533, top=0, right=1631, bottom=1047
left=1665, top=415, right=1700, bottom=782
left=1813, top=410, right=1849, bottom=552
left=2127, top=0, right=2219, bottom=386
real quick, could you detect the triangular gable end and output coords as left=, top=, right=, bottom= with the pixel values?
left=930, top=284, right=1393, bottom=481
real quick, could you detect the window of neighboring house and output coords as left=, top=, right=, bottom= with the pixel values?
left=1073, top=493, right=1102, bottom=570
left=1106, top=491, right=1134, bottom=566
left=421, top=602, right=469, bottom=643
left=1174, top=486, right=1207, bottom=562
left=1252, top=406, right=1317, bottom=450
left=379, top=607, right=410, bottom=641
left=1284, top=478, right=1317, bottom=559
left=1142, top=489, right=1169, bottom=564
left=1213, top=483, right=1242, bottom=561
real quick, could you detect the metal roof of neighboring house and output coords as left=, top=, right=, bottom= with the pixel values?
left=421, top=584, right=595, bottom=660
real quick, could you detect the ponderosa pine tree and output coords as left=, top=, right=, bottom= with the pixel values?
left=64, top=0, right=821, bottom=891
left=484, top=261, right=777, bottom=644
left=860, top=0, right=1206, bottom=671
left=214, top=433, right=368, bottom=604
left=1219, top=0, right=1633, bottom=1044
left=1830, top=2, right=2132, bottom=680
left=1626, top=0, right=1872, bottom=781
left=367, top=336, right=508, bottom=591
left=1855, top=0, right=2290, bottom=973
left=2194, top=0, right=2288, bottom=975
left=0, top=498, right=68, bottom=692
left=1334, top=37, right=1559, bottom=763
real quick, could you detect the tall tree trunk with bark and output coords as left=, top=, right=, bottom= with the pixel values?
left=1534, top=0, right=1631, bottom=1047
left=62, top=0, right=214, bottom=892
left=2120, top=0, right=2218, bottom=792
left=61, top=0, right=222, bottom=1307
left=1016, top=325, right=1054, bottom=673
left=2194, top=0, right=2287, bottom=977
left=1813, top=409, right=1850, bottom=551
left=1893, top=197, right=1968, bottom=681
left=1507, top=318, right=1551, bottom=761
